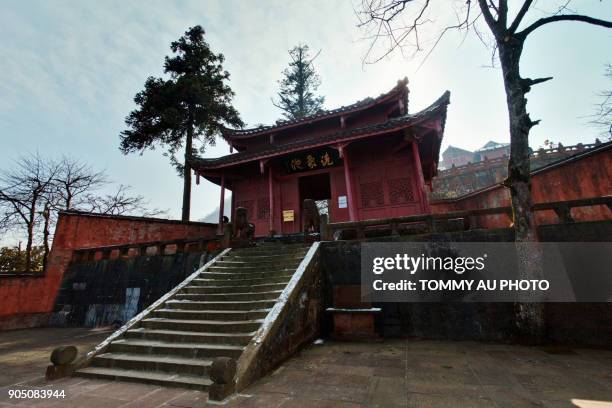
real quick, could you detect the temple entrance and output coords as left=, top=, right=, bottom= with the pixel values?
left=298, top=172, right=331, bottom=229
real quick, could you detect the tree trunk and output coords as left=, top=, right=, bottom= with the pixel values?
left=498, top=38, right=545, bottom=344
left=42, top=202, right=51, bottom=272
left=66, top=191, right=72, bottom=210
left=181, top=119, right=194, bottom=222
left=24, top=194, right=37, bottom=273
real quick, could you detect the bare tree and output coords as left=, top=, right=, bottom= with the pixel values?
left=52, top=156, right=107, bottom=210
left=590, top=63, right=612, bottom=139
left=0, top=154, right=59, bottom=272
left=356, top=0, right=611, bottom=342
left=81, top=184, right=165, bottom=217
left=1, top=155, right=165, bottom=273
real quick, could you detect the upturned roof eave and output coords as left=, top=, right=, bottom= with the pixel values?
left=221, top=78, right=409, bottom=141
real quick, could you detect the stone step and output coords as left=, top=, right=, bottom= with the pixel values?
left=229, top=248, right=309, bottom=257
left=222, top=253, right=303, bottom=261
left=235, top=243, right=309, bottom=253
left=215, top=259, right=303, bottom=268
left=180, top=282, right=286, bottom=293
left=125, top=328, right=254, bottom=346
left=108, top=339, right=244, bottom=359
left=140, top=317, right=263, bottom=333
left=75, top=243, right=312, bottom=392
left=91, top=352, right=212, bottom=377
left=165, top=299, right=276, bottom=311
left=198, top=269, right=296, bottom=280
left=153, top=308, right=270, bottom=321
left=76, top=366, right=212, bottom=390
left=175, top=290, right=282, bottom=301
left=187, top=275, right=292, bottom=287
left=207, top=265, right=299, bottom=273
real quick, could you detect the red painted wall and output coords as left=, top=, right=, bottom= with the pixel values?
left=232, top=172, right=273, bottom=235
left=431, top=147, right=612, bottom=228
left=0, top=212, right=216, bottom=329
left=349, top=136, right=424, bottom=220
left=231, top=134, right=427, bottom=236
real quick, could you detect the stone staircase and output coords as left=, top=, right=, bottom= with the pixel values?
left=75, top=242, right=311, bottom=390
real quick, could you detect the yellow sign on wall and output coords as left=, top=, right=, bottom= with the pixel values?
left=282, top=210, right=295, bottom=222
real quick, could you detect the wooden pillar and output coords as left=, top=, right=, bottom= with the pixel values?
left=230, top=188, right=235, bottom=223
left=218, top=174, right=225, bottom=234
left=342, top=147, right=357, bottom=221
left=411, top=139, right=430, bottom=213
left=268, top=166, right=274, bottom=234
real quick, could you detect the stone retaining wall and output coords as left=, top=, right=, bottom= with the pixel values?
left=320, top=221, right=612, bottom=346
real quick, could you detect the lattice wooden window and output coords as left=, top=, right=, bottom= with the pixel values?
left=360, top=181, right=384, bottom=208
left=388, top=177, right=414, bottom=204
left=235, top=200, right=255, bottom=220
left=257, top=197, right=270, bottom=220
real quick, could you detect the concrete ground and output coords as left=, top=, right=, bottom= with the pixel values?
left=0, top=328, right=611, bottom=408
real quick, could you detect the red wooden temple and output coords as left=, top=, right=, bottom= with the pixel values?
left=191, top=79, right=450, bottom=237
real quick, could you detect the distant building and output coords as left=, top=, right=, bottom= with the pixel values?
left=439, top=146, right=473, bottom=169
left=431, top=140, right=604, bottom=199
left=439, top=140, right=510, bottom=169
left=473, top=140, right=510, bottom=162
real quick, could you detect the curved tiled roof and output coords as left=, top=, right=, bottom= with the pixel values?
left=222, top=78, right=409, bottom=140
left=191, top=91, right=450, bottom=171
left=443, top=145, right=473, bottom=155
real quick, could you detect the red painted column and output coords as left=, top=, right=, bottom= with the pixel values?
left=411, top=139, right=430, bottom=213
left=218, top=174, right=225, bottom=234
left=343, top=148, right=357, bottom=221
left=230, top=187, right=235, bottom=223
left=268, top=166, right=274, bottom=234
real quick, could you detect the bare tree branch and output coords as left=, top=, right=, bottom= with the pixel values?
left=588, top=63, right=612, bottom=139
left=498, top=0, right=508, bottom=28
left=52, top=156, right=107, bottom=210
left=477, top=0, right=502, bottom=36
left=82, top=185, right=165, bottom=217
left=358, top=0, right=480, bottom=65
left=357, top=0, right=433, bottom=64
left=508, top=0, right=534, bottom=33
left=518, top=14, right=612, bottom=38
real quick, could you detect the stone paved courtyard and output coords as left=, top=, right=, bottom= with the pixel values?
left=0, top=328, right=611, bottom=407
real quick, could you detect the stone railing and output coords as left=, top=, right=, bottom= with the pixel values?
left=71, top=237, right=221, bottom=263
left=235, top=242, right=323, bottom=391
left=326, top=196, right=612, bottom=240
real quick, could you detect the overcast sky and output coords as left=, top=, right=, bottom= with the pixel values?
left=1, top=0, right=610, bottom=225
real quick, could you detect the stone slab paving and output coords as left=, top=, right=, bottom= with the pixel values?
left=0, top=328, right=611, bottom=407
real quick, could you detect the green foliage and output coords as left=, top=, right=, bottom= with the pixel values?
left=119, top=26, right=243, bottom=175
left=0, top=246, right=44, bottom=273
left=273, top=44, right=325, bottom=120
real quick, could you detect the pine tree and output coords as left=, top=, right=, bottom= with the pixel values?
left=119, top=26, right=243, bottom=221
left=273, top=44, right=325, bottom=120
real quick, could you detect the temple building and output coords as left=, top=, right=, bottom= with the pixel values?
left=191, top=79, right=450, bottom=237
